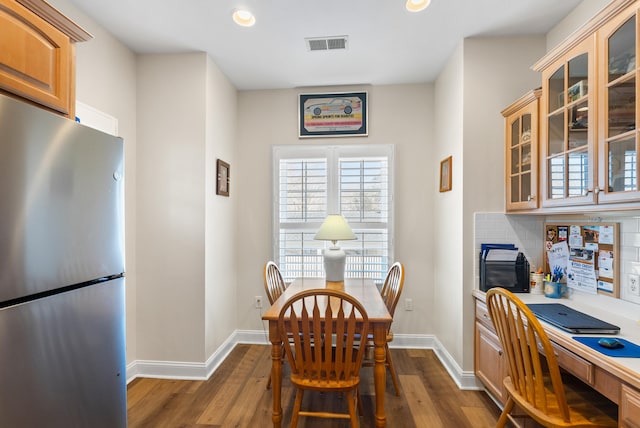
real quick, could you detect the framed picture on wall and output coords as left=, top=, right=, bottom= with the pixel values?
left=298, top=91, right=368, bottom=138
left=216, top=159, right=230, bottom=196
left=439, top=156, right=452, bottom=192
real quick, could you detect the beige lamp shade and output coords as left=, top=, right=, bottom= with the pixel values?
left=314, top=214, right=356, bottom=244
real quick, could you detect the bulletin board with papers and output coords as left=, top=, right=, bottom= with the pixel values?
left=543, top=222, right=619, bottom=298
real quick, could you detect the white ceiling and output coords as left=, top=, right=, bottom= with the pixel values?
left=70, top=0, right=583, bottom=91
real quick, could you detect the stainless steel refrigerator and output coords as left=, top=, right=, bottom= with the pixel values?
left=0, top=94, right=127, bottom=427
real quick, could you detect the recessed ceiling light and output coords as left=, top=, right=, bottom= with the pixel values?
left=232, top=9, right=255, bottom=27
left=405, top=0, right=431, bottom=13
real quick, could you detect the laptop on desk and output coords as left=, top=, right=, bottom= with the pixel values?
left=527, top=303, right=620, bottom=335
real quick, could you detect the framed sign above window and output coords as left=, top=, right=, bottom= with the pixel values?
left=298, top=92, right=368, bottom=138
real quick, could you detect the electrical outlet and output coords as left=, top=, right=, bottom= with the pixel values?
left=404, top=298, right=413, bottom=311
left=629, top=274, right=640, bottom=297
left=254, top=296, right=263, bottom=309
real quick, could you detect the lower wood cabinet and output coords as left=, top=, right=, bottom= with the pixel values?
left=475, top=320, right=507, bottom=405
left=621, top=384, right=640, bottom=428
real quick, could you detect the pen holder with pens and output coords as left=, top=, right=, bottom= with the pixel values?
left=544, top=281, right=567, bottom=298
left=544, top=266, right=566, bottom=298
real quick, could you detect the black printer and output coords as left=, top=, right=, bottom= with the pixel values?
left=479, top=244, right=530, bottom=293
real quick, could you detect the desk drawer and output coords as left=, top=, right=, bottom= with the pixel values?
left=475, top=300, right=494, bottom=330
left=551, top=341, right=594, bottom=385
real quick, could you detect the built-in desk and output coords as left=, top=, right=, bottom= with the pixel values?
left=473, top=290, right=640, bottom=427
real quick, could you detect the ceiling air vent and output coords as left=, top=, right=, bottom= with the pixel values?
left=305, top=36, right=348, bottom=52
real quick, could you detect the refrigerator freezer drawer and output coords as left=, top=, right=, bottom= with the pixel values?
left=0, top=277, right=126, bottom=427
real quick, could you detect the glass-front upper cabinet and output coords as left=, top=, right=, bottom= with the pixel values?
left=502, top=90, right=540, bottom=211
left=598, top=7, right=640, bottom=203
left=540, top=37, right=597, bottom=208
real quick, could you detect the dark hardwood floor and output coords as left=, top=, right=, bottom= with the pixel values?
left=127, top=344, right=501, bottom=427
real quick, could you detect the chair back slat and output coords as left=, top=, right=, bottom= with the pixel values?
left=381, top=262, right=404, bottom=316
left=279, top=289, right=369, bottom=386
left=264, top=261, right=287, bottom=305
left=486, top=288, right=571, bottom=422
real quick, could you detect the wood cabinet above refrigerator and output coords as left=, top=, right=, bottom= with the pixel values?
left=0, top=0, right=92, bottom=118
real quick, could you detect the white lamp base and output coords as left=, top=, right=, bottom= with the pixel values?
left=323, top=245, right=346, bottom=282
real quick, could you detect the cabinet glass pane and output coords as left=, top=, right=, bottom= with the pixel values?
left=569, top=101, right=588, bottom=149
left=567, top=150, right=589, bottom=196
left=510, top=176, right=519, bottom=203
left=522, top=144, right=531, bottom=172
left=568, top=54, right=588, bottom=103
left=511, top=119, right=519, bottom=147
left=608, top=16, right=636, bottom=82
left=511, top=147, right=519, bottom=174
left=608, top=77, right=635, bottom=137
left=608, top=136, right=637, bottom=192
left=522, top=114, right=531, bottom=137
left=521, top=172, right=531, bottom=201
left=548, top=156, right=565, bottom=199
left=549, top=112, right=564, bottom=155
left=549, top=66, right=565, bottom=112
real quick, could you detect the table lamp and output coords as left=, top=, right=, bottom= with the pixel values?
left=314, top=214, right=357, bottom=282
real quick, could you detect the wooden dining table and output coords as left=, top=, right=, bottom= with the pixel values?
left=261, top=277, right=393, bottom=428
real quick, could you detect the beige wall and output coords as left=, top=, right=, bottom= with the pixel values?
left=433, top=43, right=465, bottom=368
left=234, top=84, right=436, bottom=336
left=136, top=53, right=238, bottom=363
left=205, top=56, right=238, bottom=357
left=136, top=53, right=208, bottom=361
left=546, top=0, right=607, bottom=50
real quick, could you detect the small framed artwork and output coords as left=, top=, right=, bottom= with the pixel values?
left=216, top=159, right=230, bottom=197
left=439, top=156, right=452, bottom=192
left=298, top=91, right=368, bottom=138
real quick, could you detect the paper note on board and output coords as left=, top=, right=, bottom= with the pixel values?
left=547, top=241, right=569, bottom=281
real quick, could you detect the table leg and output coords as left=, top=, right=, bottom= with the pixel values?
left=269, top=320, right=283, bottom=428
left=373, top=323, right=388, bottom=427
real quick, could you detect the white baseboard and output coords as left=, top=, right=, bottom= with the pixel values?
left=126, top=330, right=238, bottom=383
left=126, top=330, right=484, bottom=391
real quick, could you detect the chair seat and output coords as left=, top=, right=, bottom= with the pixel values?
left=504, top=373, right=617, bottom=428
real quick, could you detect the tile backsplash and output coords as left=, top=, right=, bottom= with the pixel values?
left=474, top=212, right=640, bottom=306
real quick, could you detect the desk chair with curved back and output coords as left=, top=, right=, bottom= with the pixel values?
left=486, top=288, right=617, bottom=428
left=279, top=288, right=370, bottom=428
left=364, top=262, right=404, bottom=396
left=264, top=261, right=287, bottom=390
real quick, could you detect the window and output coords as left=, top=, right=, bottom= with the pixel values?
left=273, top=145, right=394, bottom=284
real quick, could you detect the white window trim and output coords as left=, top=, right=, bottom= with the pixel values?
left=272, top=144, right=395, bottom=282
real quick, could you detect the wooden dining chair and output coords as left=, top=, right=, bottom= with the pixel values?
left=264, top=261, right=288, bottom=389
left=486, top=288, right=618, bottom=428
left=278, top=288, right=370, bottom=427
left=364, top=262, right=404, bottom=396
left=264, top=261, right=287, bottom=306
